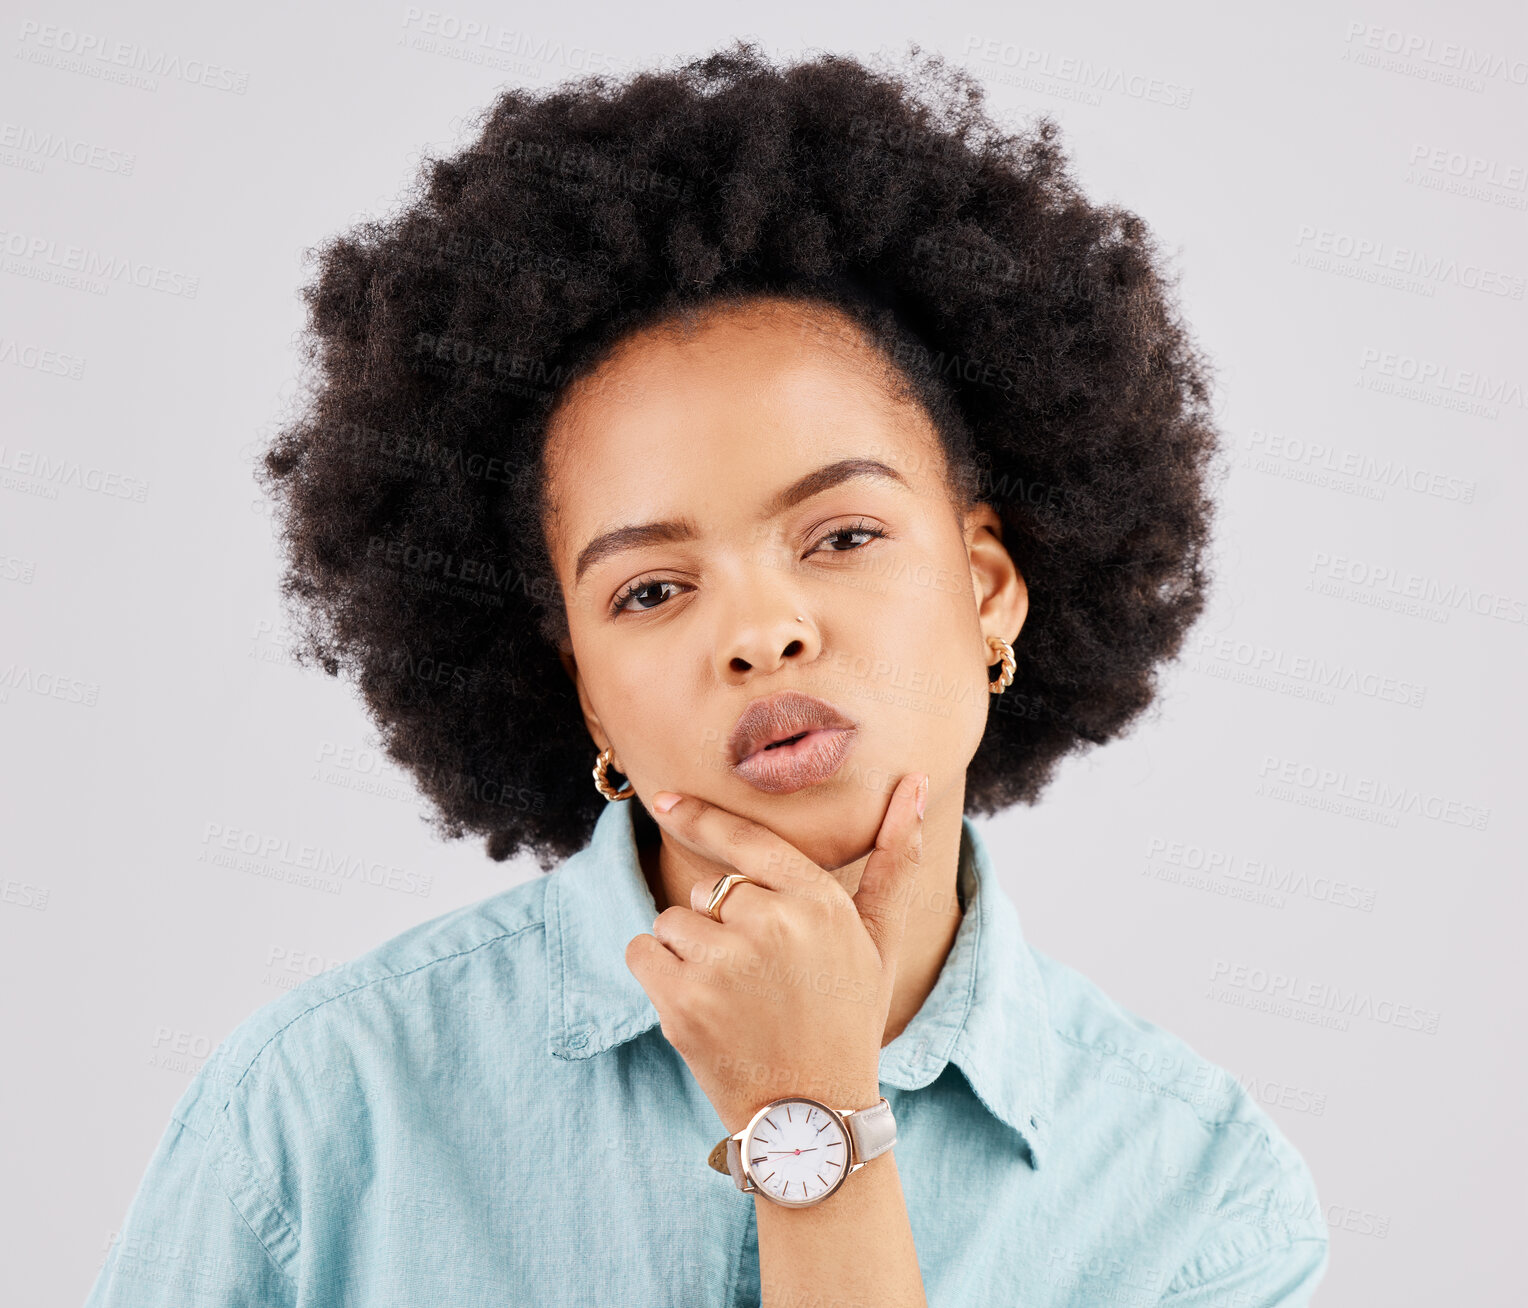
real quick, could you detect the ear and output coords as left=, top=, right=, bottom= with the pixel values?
left=964, top=501, right=1029, bottom=653
left=559, top=644, right=611, bottom=755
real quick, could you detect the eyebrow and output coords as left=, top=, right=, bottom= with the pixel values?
left=573, top=457, right=909, bottom=586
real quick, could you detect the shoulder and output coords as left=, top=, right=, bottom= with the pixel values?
left=1032, top=948, right=1328, bottom=1269
left=170, top=874, right=553, bottom=1142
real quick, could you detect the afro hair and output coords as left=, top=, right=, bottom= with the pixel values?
left=257, top=40, right=1222, bottom=871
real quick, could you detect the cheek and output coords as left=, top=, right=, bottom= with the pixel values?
left=844, top=559, right=989, bottom=764
left=595, top=650, right=725, bottom=786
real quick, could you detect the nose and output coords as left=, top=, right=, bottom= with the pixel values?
left=716, top=596, right=820, bottom=681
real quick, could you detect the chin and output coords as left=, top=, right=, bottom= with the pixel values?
left=754, top=804, right=878, bottom=874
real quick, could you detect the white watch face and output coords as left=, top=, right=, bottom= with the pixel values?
left=744, top=1098, right=849, bottom=1206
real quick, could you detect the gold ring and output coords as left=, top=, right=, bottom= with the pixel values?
left=705, top=873, right=755, bottom=923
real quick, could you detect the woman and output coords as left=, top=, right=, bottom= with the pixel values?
left=87, top=42, right=1327, bottom=1308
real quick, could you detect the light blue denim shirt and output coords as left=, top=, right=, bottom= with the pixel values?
left=86, top=798, right=1329, bottom=1307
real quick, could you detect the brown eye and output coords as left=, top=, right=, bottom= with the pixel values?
left=611, top=577, right=683, bottom=616
left=807, top=520, right=887, bottom=555
left=610, top=520, right=886, bottom=618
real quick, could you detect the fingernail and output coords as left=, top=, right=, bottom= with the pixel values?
left=652, top=792, right=682, bottom=814
left=915, top=775, right=928, bottom=820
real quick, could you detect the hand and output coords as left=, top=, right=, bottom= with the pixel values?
left=624, top=771, right=928, bottom=1136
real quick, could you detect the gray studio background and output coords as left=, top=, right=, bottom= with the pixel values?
left=3, top=2, right=1523, bottom=1304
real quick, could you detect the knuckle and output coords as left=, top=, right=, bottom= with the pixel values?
left=776, top=900, right=815, bottom=946
left=814, top=880, right=842, bottom=912
left=755, top=907, right=790, bottom=952
left=801, top=877, right=844, bottom=919
left=791, top=863, right=822, bottom=893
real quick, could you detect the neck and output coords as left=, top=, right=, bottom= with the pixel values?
left=635, top=796, right=966, bottom=1048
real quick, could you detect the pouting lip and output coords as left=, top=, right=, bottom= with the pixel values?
left=726, top=691, right=859, bottom=767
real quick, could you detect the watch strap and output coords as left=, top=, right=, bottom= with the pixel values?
left=845, top=1096, right=897, bottom=1164
left=724, top=1135, right=747, bottom=1189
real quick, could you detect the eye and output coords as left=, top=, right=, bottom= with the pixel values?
left=608, top=519, right=888, bottom=618
left=610, top=576, right=686, bottom=617
left=807, top=518, right=888, bottom=555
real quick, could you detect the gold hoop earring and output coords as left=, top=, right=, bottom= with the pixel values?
left=593, top=746, right=634, bottom=801
left=986, top=634, right=1016, bottom=695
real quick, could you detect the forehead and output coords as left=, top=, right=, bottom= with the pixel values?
left=541, top=298, right=944, bottom=564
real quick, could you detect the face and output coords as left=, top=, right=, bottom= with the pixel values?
left=541, top=295, right=1027, bottom=873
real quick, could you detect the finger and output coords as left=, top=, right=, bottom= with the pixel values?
left=625, top=933, right=704, bottom=1054
left=653, top=904, right=739, bottom=968
left=852, top=771, right=926, bottom=967
left=624, top=931, right=693, bottom=999
left=647, top=792, right=838, bottom=901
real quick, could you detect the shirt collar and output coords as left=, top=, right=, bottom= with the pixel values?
left=544, top=798, right=1052, bottom=1168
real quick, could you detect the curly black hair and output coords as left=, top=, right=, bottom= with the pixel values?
left=256, top=40, right=1222, bottom=872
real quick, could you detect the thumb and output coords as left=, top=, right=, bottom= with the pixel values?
left=852, top=771, right=927, bottom=968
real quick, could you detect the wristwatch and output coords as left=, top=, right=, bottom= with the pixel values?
left=706, top=1095, right=897, bottom=1208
